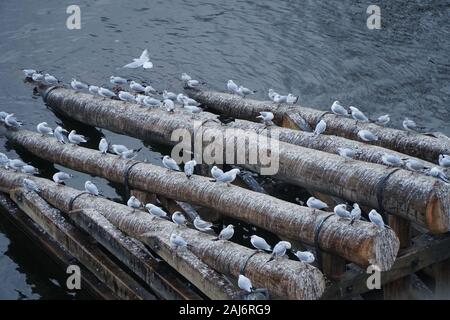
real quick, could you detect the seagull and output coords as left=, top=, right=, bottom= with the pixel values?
left=143, top=96, right=161, bottom=108
left=68, top=130, right=87, bottom=145
left=376, top=114, right=390, bottom=126
left=129, top=81, right=146, bottom=93
left=127, top=196, right=141, bottom=210
left=85, top=181, right=100, bottom=196
left=99, top=138, right=108, bottom=154
left=227, top=80, right=239, bottom=94
left=215, top=168, right=240, bottom=186
left=162, top=99, right=175, bottom=112
left=193, top=216, right=213, bottom=232
left=438, top=154, right=450, bottom=168
left=368, top=209, right=386, bottom=228
left=349, top=106, right=369, bottom=122
left=4, top=114, right=22, bottom=129
left=145, top=203, right=167, bottom=218
left=118, top=91, right=136, bottom=102
left=23, top=178, right=40, bottom=193
left=111, top=144, right=142, bottom=159
left=170, top=234, right=187, bottom=249
left=184, top=159, right=196, bottom=179
left=53, top=172, right=72, bottom=184
left=256, top=111, right=274, bottom=125
left=54, top=126, right=68, bottom=144
left=186, top=79, right=200, bottom=89
left=32, top=72, right=44, bottom=82
left=22, top=69, right=36, bottom=77
left=268, top=89, right=278, bottom=101
left=135, top=94, right=146, bottom=105
left=211, top=166, right=224, bottom=180
left=404, top=158, right=428, bottom=172
left=144, top=85, right=157, bottom=95
left=294, top=251, right=315, bottom=264
left=181, top=73, right=191, bottom=82
left=21, top=165, right=39, bottom=175
left=314, top=119, right=326, bottom=136
left=88, top=85, right=99, bottom=95
left=110, top=76, right=128, bottom=85
left=403, top=118, right=419, bottom=132
left=237, top=85, right=255, bottom=97
left=0, top=153, right=9, bottom=168
left=163, top=90, right=177, bottom=101
left=7, top=159, right=26, bottom=171
left=429, top=167, right=450, bottom=183
left=334, top=204, right=351, bottom=219
left=358, top=129, right=378, bottom=142
left=213, top=224, right=234, bottom=241
left=306, top=197, right=328, bottom=210
left=162, top=155, right=180, bottom=171
left=269, top=241, right=291, bottom=261
left=381, top=153, right=403, bottom=167
left=183, top=105, right=202, bottom=115
left=331, top=101, right=348, bottom=116
left=250, top=235, right=271, bottom=252
left=238, top=275, right=253, bottom=293
left=337, top=148, right=356, bottom=159
left=37, top=122, right=53, bottom=136
left=172, top=211, right=187, bottom=226
left=44, top=73, right=58, bottom=85
left=123, top=49, right=153, bottom=69
left=71, top=79, right=88, bottom=91
left=273, top=94, right=288, bottom=104
left=350, top=203, right=361, bottom=222
left=181, top=96, right=200, bottom=106
left=98, top=87, right=116, bottom=98
left=0, top=112, right=9, bottom=123
left=286, top=94, right=299, bottom=104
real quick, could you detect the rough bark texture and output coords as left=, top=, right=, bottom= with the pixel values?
left=1, top=129, right=399, bottom=270
left=186, top=89, right=450, bottom=163
left=36, top=87, right=450, bottom=233
left=0, top=169, right=325, bottom=300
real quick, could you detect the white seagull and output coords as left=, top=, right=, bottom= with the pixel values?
left=170, top=234, right=188, bottom=249
left=98, top=87, right=116, bottom=98
left=214, top=224, right=234, bottom=241
left=123, top=49, right=153, bottom=69
left=162, top=155, right=180, bottom=171
left=54, top=126, right=68, bottom=144
left=71, top=79, right=88, bottom=91
left=85, top=181, right=100, bottom=196
left=256, top=111, right=274, bottom=125
left=145, top=203, right=168, bottom=218
left=68, top=130, right=87, bottom=145
left=184, top=159, right=196, bottom=179
left=349, top=106, right=369, bottom=122
left=172, top=211, right=187, bottom=226
left=193, top=216, right=213, bottom=232
left=215, top=168, right=240, bottom=186
left=269, top=241, right=291, bottom=260
left=337, top=148, right=356, bottom=159
left=53, top=172, right=72, bottom=184
left=381, top=153, right=403, bottom=167
left=438, top=154, right=450, bottom=168
left=110, top=76, right=128, bottom=85
left=118, top=91, right=136, bottom=102
left=250, top=235, right=271, bottom=252
left=358, top=129, right=378, bottom=142
left=238, top=275, right=253, bottom=293
left=127, top=196, right=141, bottom=209
left=331, top=101, right=348, bottom=116
left=99, top=138, right=109, bottom=154
left=314, top=119, right=326, bottom=136
left=368, top=209, right=386, bottom=228
left=227, top=80, right=239, bottom=94
left=376, top=114, right=390, bottom=126
left=306, top=197, right=328, bottom=210
left=23, top=178, right=40, bottom=193
left=294, top=251, right=315, bottom=264
left=334, top=204, right=351, bottom=219
left=37, top=122, right=53, bottom=136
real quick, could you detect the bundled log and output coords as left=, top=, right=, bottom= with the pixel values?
left=186, top=89, right=450, bottom=163
left=0, top=169, right=326, bottom=300
left=33, top=87, right=450, bottom=234
left=2, top=129, right=399, bottom=270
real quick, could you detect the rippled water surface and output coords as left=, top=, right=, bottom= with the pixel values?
left=0, top=0, right=449, bottom=299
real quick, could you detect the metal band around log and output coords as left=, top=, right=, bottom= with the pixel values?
left=123, top=161, right=142, bottom=200
left=314, top=213, right=335, bottom=270
left=376, top=168, right=402, bottom=221
left=68, top=191, right=90, bottom=211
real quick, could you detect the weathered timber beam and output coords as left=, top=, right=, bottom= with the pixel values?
left=35, top=87, right=450, bottom=233
left=0, top=193, right=118, bottom=300
left=0, top=130, right=399, bottom=270
left=9, top=188, right=157, bottom=300
left=322, top=232, right=450, bottom=299
left=186, top=89, right=450, bottom=163
left=0, top=170, right=325, bottom=300
left=69, top=208, right=203, bottom=300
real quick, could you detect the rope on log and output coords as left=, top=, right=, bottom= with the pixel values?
left=185, top=89, right=450, bottom=163
left=0, top=129, right=400, bottom=270
left=0, top=169, right=326, bottom=300
left=33, top=87, right=450, bottom=233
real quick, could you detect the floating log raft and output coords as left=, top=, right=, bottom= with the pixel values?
left=185, top=89, right=450, bottom=163
left=0, top=169, right=326, bottom=300
left=34, top=87, right=450, bottom=234
left=1, top=128, right=399, bottom=270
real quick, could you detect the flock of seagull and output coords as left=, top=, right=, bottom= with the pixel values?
left=10, top=48, right=450, bottom=295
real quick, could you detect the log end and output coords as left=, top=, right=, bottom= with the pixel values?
left=370, top=227, right=400, bottom=272
left=287, top=263, right=326, bottom=300
left=426, top=183, right=450, bottom=234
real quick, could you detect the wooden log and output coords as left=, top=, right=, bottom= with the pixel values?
left=323, top=232, right=450, bottom=299
left=186, top=89, right=450, bottom=163
left=68, top=208, right=203, bottom=300
left=1, top=130, right=399, bottom=270
left=9, top=188, right=157, bottom=300
left=35, top=87, right=450, bottom=233
left=0, top=193, right=118, bottom=300
left=0, top=170, right=325, bottom=300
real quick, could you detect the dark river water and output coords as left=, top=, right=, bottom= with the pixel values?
left=0, top=0, right=449, bottom=299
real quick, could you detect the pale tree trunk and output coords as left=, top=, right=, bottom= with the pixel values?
left=186, top=89, right=450, bottom=163
left=32, top=87, right=450, bottom=233
left=0, top=169, right=326, bottom=300
left=1, top=129, right=399, bottom=270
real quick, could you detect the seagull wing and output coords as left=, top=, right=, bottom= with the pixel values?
left=123, top=60, right=143, bottom=68
left=143, top=61, right=153, bottom=69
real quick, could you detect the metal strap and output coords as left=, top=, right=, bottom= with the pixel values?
left=123, top=161, right=141, bottom=200
left=41, top=86, right=59, bottom=102
left=375, top=168, right=401, bottom=221
left=314, top=213, right=334, bottom=270
left=318, top=111, right=333, bottom=121
left=239, top=251, right=259, bottom=275
left=68, top=192, right=89, bottom=211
